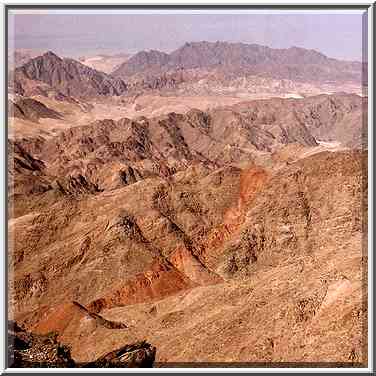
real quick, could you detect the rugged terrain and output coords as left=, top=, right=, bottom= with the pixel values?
left=10, top=42, right=365, bottom=100
left=113, top=41, right=362, bottom=83
left=8, top=320, right=156, bottom=367
left=11, top=51, right=128, bottom=98
left=112, top=41, right=364, bottom=96
left=7, top=44, right=367, bottom=368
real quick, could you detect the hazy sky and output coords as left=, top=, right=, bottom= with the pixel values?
left=8, top=10, right=367, bottom=61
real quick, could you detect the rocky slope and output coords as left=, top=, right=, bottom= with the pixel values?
left=9, top=97, right=62, bottom=123
left=229, top=93, right=367, bottom=148
left=8, top=93, right=364, bottom=212
left=8, top=95, right=324, bottom=219
left=8, top=147, right=367, bottom=365
left=114, top=50, right=170, bottom=78
left=11, top=51, right=128, bottom=98
left=8, top=83, right=367, bottom=366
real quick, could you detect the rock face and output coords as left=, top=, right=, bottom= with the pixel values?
left=12, top=51, right=128, bottom=98
left=84, top=341, right=156, bottom=368
left=8, top=320, right=156, bottom=368
left=215, top=150, right=366, bottom=276
left=296, top=93, right=367, bottom=148
left=8, top=320, right=75, bottom=367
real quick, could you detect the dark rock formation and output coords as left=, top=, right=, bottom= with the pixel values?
left=8, top=320, right=75, bottom=368
left=13, top=51, right=128, bottom=98
left=8, top=320, right=155, bottom=368
left=9, top=97, right=62, bottom=122
left=52, top=174, right=102, bottom=196
left=83, top=341, right=156, bottom=368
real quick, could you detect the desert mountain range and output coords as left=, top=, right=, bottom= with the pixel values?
left=8, top=41, right=367, bottom=367
left=113, top=41, right=363, bottom=83
left=10, top=41, right=365, bottom=99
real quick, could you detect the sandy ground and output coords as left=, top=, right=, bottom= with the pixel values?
left=79, top=53, right=130, bottom=74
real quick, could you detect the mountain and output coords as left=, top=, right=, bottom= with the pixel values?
left=9, top=43, right=365, bottom=100
left=229, top=92, right=367, bottom=149
left=12, top=51, right=128, bottom=98
left=113, top=50, right=170, bottom=77
left=112, top=41, right=363, bottom=85
left=8, top=92, right=365, bottom=219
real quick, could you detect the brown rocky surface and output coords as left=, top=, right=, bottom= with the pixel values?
left=8, top=141, right=367, bottom=365
left=8, top=93, right=365, bottom=223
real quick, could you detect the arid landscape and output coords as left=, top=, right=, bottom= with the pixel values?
left=7, top=13, right=368, bottom=368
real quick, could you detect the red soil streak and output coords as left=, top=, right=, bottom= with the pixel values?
left=202, top=166, right=268, bottom=260
left=28, top=167, right=268, bottom=331
left=87, top=259, right=195, bottom=313
left=32, top=302, right=83, bottom=335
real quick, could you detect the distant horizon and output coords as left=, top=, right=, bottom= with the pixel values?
left=11, top=39, right=364, bottom=64
left=8, top=11, right=367, bottom=62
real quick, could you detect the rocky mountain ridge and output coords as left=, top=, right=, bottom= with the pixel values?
left=113, top=41, right=364, bottom=88
left=12, top=51, right=128, bottom=98
left=9, top=42, right=366, bottom=100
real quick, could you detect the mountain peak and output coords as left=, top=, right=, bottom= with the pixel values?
left=42, top=50, right=62, bottom=61
left=13, top=52, right=128, bottom=98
